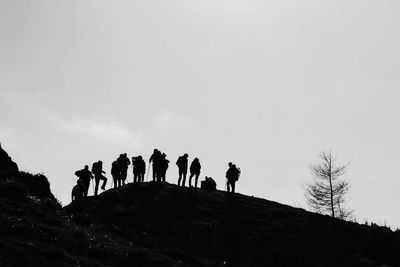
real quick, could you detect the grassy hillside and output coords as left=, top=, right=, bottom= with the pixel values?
left=1, top=145, right=400, bottom=266
left=64, top=182, right=400, bottom=267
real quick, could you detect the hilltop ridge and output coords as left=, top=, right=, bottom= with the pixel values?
left=1, top=145, right=400, bottom=266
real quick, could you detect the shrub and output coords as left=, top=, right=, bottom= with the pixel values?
left=19, top=172, right=51, bottom=197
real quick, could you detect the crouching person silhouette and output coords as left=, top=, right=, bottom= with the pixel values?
left=226, top=162, right=241, bottom=193
left=92, top=160, right=107, bottom=195
left=72, top=179, right=85, bottom=202
left=201, top=176, right=217, bottom=190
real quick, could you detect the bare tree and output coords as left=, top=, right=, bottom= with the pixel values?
left=305, top=150, right=351, bottom=219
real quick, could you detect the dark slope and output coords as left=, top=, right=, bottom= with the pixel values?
left=1, top=145, right=400, bottom=267
left=0, top=145, right=179, bottom=267
left=64, top=182, right=400, bottom=267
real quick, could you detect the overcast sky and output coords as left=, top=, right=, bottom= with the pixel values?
left=1, top=0, right=399, bottom=227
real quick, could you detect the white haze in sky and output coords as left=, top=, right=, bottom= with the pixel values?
left=1, top=0, right=400, bottom=227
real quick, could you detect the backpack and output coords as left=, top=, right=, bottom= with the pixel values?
left=75, top=169, right=83, bottom=178
left=234, top=167, right=241, bottom=181
left=91, top=162, right=99, bottom=174
left=229, top=165, right=241, bottom=181
left=176, top=156, right=183, bottom=166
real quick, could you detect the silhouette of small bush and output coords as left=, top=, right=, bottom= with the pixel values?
left=18, top=172, right=51, bottom=197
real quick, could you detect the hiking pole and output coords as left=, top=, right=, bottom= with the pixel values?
left=91, top=178, right=95, bottom=196
left=145, top=164, right=151, bottom=182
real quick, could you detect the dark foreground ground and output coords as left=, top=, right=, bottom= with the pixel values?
left=1, top=146, right=400, bottom=267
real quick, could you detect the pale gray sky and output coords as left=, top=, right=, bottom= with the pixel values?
left=1, top=0, right=399, bottom=227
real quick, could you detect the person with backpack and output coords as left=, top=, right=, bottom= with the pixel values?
left=92, top=160, right=107, bottom=196
left=176, top=153, right=188, bottom=187
left=117, top=153, right=131, bottom=186
left=149, top=149, right=162, bottom=182
left=132, top=156, right=139, bottom=183
left=136, top=155, right=146, bottom=182
left=159, top=153, right=169, bottom=182
left=132, top=155, right=146, bottom=183
left=189, top=158, right=201, bottom=188
left=111, top=160, right=120, bottom=188
left=226, top=162, right=240, bottom=193
left=74, top=165, right=93, bottom=197
left=71, top=179, right=85, bottom=202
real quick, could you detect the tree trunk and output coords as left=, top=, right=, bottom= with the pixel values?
left=328, top=153, right=335, bottom=218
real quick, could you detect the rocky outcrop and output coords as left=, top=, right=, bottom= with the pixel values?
left=0, top=143, right=19, bottom=177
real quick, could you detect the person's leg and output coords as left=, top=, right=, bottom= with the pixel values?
left=227, top=181, right=230, bottom=192
left=152, top=168, right=156, bottom=181
left=178, top=170, right=182, bottom=186
left=101, top=175, right=107, bottom=190
left=182, top=173, right=186, bottom=187
left=95, top=177, right=99, bottom=195
left=231, top=181, right=235, bottom=193
left=122, top=169, right=127, bottom=184
left=189, top=173, right=194, bottom=187
left=83, top=180, right=89, bottom=196
left=195, top=173, right=199, bottom=188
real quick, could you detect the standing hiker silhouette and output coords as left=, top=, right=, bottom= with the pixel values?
left=117, top=153, right=130, bottom=186
left=74, top=165, right=93, bottom=197
left=149, top=149, right=161, bottom=182
left=92, top=160, right=107, bottom=196
left=226, top=162, right=240, bottom=193
left=111, top=160, right=120, bottom=188
left=176, top=153, right=188, bottom=186
left=189, top=158, right=201, bottom=188
left=71, top=179, right=85, bottom=202
left=159, top=153, right=169, bottom=182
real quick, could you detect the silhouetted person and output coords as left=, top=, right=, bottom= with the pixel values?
left=111, top=160, right=120, bottom=188
left=71, top=179, right=85, bottom=202
left=92, top=160, right=107, bottom=196
left=74, top=165, right=93, bottom=197
left=149, top=149, right=161, bottom=182
left=226, top=162, right=240, bottom=193
left=189, top=158, right=201, bottom=188
left=201, top=176, right=217, bottom=190
left=132, top=155, right=146, bottom=183
left=137, top=155, right=146, bottom=182
left=159, top=153, right=169, bottom=182
left=176, top=154, right=188, bottom=186
left=117, top=153, right=130, bottom=186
